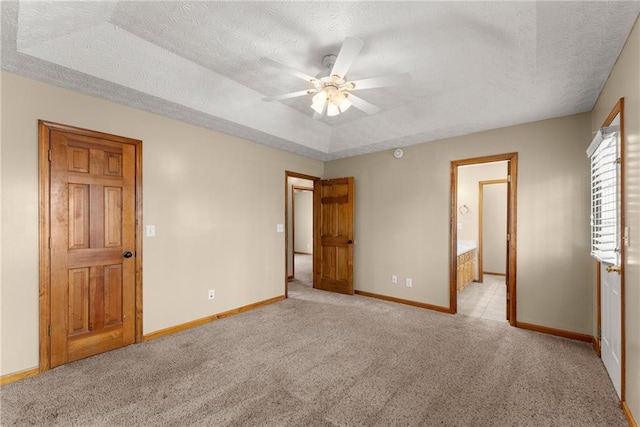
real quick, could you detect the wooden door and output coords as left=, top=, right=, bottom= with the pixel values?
left=47, top=125, right=138, bottom=368
left=313, top=177, right=354, bottom=295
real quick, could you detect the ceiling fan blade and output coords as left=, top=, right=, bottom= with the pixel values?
left=261, top=57, right=317, bottom=82
left=348, top=94, right=380, bottom=115
left=330, top=37, right=364, bottom=79
left=348, top=73, right=411, bottom=90
left=263, top=89, right=314, bottom=102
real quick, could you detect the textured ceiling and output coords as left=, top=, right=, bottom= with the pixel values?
left=2, top=1, right=639, bottom=160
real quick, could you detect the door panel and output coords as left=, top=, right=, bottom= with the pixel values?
left=314, top=177, right=354, bottom=295
left=68, top=184, right=90, bottom=249
left=68, top=268, right=90, bottom=335
left=601, top=266, right=621, bottom=398
left=104, top=186, right=123, bottom=247
left=104, top=265, right=123, bottom=325
left=49, top=130, right=136, bottom=368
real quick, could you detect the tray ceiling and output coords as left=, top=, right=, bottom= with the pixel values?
left=2, top=1, right=639, bottom=160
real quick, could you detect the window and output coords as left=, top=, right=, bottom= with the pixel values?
left=587, top=117, right=620, bottom=266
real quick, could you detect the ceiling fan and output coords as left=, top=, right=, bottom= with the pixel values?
left=261, top=37, right=411, bottom=118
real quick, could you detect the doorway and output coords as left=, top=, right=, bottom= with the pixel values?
left=38, top=121, right=142, bottom=372
left=450, top=153, right=517, bottom=326
left=285, top=171, right=319, bottom=297
left=292, top=185, right=314, bottom=285
left=285, top=173, right=356, bottom=297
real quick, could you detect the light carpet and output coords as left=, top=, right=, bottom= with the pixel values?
left=0, top=272, right=625, bottom=426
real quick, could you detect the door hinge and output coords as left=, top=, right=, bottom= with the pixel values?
left=48, top=325, right=51, bottom=337
left=507, top=175, right=511, bottom=183
left=48, top=237, right=52, bottom=249
left=48, top=149, right=52, bottom=162
left=506, top=233, right=510, bottom=241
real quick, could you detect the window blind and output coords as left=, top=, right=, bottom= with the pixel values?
left=587, top=129, right=620, bottom=265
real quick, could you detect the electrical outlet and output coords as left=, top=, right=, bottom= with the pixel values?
left=406, top=278, right=412, bottom=288
left=208, top=289, right=215, bottom=300
left=392, top=275, right=398, bottom=284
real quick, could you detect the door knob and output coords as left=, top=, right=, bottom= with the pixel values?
left=606, top=265, right=621, bottom=274
left=347, top=240, right=353, bottom=245
left=123, top=251, right=133, bottom=258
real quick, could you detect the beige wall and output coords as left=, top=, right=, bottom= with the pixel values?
left=325, top=113, right=593, bottom=333
left=0, top=72, right=323, bottom=376
left=482, top=182, right=508, bottom=275
left=591, top=15, right=640, bottom=421
left=457, top=162, right=507, bottom=242
left=293, top=190, right=313, bottom=254
left=0, top=66, right=4, bottom=376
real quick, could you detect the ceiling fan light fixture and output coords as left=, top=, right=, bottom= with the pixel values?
left=334, top=91, right=352, bottom=112
left=326, top=102, right=341, bottom=117
left=311, top=91, right=327, bottom=114
left=312, top=86, right=353, bottom=117
left=329, top=95, right=351, bottom=116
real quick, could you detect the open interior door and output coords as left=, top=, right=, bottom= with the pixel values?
left=313, top=177, right=354, bottom=295
left=601, top=263, right=622, bottom=398
left=588, top=101, right=624, bottom=400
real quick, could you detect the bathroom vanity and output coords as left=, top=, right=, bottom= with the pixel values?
left=457, top=240, right=477, bottom=292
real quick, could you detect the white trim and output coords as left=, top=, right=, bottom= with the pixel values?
left=587, top=129, right=604, bottom=158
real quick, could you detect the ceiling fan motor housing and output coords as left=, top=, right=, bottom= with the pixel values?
left=315, top=54, right=339, bottom=80
left=322, top=54, right=337, bottom=70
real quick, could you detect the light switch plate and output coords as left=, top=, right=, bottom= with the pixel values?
left=276, top=224, right=284, bottom=233
left=624, top=227, right=630, bottom=246
left=146, top=225, right=156, bottom=237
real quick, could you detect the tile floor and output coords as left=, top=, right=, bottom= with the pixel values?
left=458, top=274, right=507, bottom=322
